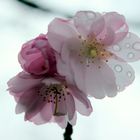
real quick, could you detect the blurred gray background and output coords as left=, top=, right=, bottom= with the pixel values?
left=0, top=0, right=140, bottom=140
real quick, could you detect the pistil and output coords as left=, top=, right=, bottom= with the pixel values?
left=79, top=36, right=113, bottom=66
left=37, top=84, right=68, bottom=116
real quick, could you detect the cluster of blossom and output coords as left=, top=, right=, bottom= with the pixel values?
left=7, top=11, right=140, bottom=128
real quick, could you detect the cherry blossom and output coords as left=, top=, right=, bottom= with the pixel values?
left=7, top=72, right=92, bottom=128
left=48, top=11, right=139, bottom=99
left=18, top=34, right=56, bottom=75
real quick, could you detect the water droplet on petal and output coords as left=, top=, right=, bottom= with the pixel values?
left=114, top=65, right=122, bottom=72
left=127, top=71, right=132, bottom=77
left=87, top=12, right=96, bottom=19
left=117, top=86, right=120, bottom=90
left=133, top=42, right=140, bottom=51
left=126, top=43, right=130, bottom=48
left=127, top=52, right=134, bottom=59
left=113, top=45, right=121, bottom=51
left=126, top=33, right=131, bottom=38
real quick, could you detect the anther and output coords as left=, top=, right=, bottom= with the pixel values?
left=37, top=90, right=40, bottom=93
left=78, top=35, right=82, bottom=39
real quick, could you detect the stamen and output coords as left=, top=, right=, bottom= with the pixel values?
left=54, top=94, right=58, bottom=115
left=78, top=35, right=113, bottom=67
left=78, top=35, right=82, bottom=39
left=37, top=83, right=69, bottom=116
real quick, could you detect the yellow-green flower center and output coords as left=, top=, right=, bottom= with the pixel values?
left=90, top=49, right=98, bottom=57
left=79, top=36, right=113, bottom=66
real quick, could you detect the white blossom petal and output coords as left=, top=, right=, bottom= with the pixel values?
left=85, top=60, right=117, bottom=98
left=74, top=11, right=104, bottom=37
left=48, top=18, right=78, bottom=52
left=107, top=32, right=140, bottom=62
left=107, top=58, right=135, bottom=91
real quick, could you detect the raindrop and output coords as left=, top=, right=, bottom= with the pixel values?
left=87, top=12, right=96, bottom=19
left=113, top=45, right=121, bottom=51
left=126, top=33, right=131, bottom=38
left=127, top=71, right=132, bottom=78
left=126, top=43, right=130, bottom=48
left=127, top=52, right=134, bottom=59
left=133, top=42, right=140, bottom=51
left=117, top=86, right=120, bottom=90
left=114, top=65, right=122, bottom=72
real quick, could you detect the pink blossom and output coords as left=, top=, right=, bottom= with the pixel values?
left=48, top=11, right=140, bottom=99
left=18, top=34, right=56, bottom=75
left=7, top=72, right=92, bottom=128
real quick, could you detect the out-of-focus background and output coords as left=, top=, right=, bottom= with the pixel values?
left=0, top=0, right=140, bottom=140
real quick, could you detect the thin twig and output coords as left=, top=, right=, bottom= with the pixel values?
left=16, top=0, right=72, bottom=18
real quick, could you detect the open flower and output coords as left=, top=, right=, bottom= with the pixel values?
left=18, top=34, right=56, bottom=75
left=7, top=72, right=92, bottom=128
left=48, top=11, right=140, bottom=99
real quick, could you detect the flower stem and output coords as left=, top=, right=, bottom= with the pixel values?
left=63, top=123, right=73, bottom=140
